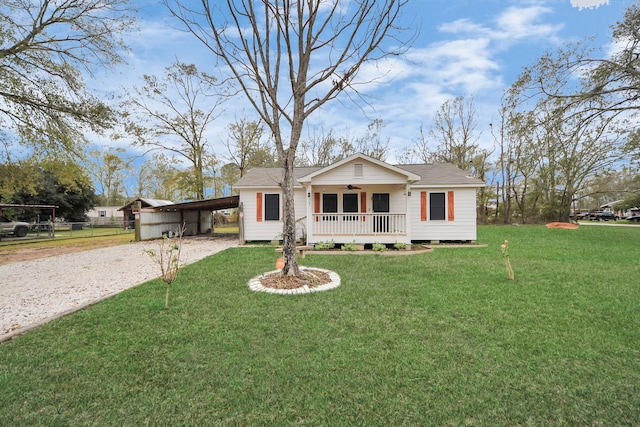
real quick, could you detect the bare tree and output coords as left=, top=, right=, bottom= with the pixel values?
left=341, top=118, right=391, bottom=161
left=511, top=48, right=624, bottom=222
left=429, top=96, right=481, bottom=171
left=490, top=100, right=516, bottom=224
left=297, top=127, right=345, bottom=167
left=166, top=0, right=414, bottom=276
left=298, top=119, right=390, bottom=167
left=0, top=0, right=135, bottom=156
left=399, top=124, right=434, bottom=164
left=525, top=4, right=640, bottom=128
left=224, top=116, right=277, bottom=176
left=126, top=61, right=224, bottom=200
left=502, top=110, right=539, bottom=224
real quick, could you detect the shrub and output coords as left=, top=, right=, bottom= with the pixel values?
left=372, top=242, right=387, bottom=252
left=314, top=240, right=335, bottom=250
left=341, top=241, right=358, bottom=251
left=393, top=242, right=408, bottom=250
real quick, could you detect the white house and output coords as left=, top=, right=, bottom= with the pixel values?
left=233, top=153, right=485, bottom=245
left=86, top=206, right=124, bottom=225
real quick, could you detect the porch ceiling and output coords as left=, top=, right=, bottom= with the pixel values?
left=154, top=195, right=239, bottom=212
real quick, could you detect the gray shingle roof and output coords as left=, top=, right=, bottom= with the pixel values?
left=234, top=167, right=321, bottom=188
left=233, top=163, right=484, bottom=188
left=398, top=164, right=485, bottom=186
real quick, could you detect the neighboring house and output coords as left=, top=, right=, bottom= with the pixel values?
left=600, top=200, right=623, bottom=211
left=233, top=153, right=485, bottom=245
left=600, top=200, right=624, bottom=217
left=86, top=206, right=124, bottom=225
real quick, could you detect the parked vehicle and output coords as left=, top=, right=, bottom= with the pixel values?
left=574, top=211, right=591, bottom=220
left=625, top=214, right=640, bottom=222
left=588, top=211, right=618, bottom=221
left=30, top=223, right=51, bottom=231
left=0, top=216, right=30, bottom=237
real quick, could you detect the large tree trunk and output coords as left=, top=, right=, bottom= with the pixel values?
left=281, top=152, right=299, bottom=276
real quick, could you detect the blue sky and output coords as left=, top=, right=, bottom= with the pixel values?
left=94, top=0, right=632, bottom=165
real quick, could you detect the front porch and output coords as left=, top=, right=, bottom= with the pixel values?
left=308, top=212, right=409, bottom=244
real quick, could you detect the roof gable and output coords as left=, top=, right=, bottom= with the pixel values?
left=298, top=153, right=420, bottom=183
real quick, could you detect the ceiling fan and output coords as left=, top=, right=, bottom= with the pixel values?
left=341, top=184, right=362, bottom=190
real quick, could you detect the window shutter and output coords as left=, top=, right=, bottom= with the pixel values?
left=256, top=192, right=263, bottom=222
left=447, top=191, right=455, bottom=221
left=314, top=193, right=320, bottom=213
left=420, top=191, right=427, bottom=221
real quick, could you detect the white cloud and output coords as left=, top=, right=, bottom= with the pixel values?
left=494, top=6, right=564, bottom=44
left=83, top=1, right=586, bottom=169
left=438, top=18, right=491, bottom=36
left=438, top=6, right=563, bottom=48
left=421, top=38, right=502, bottom=93
left=264, top=3, right=568, bottom=157
left=571, top=0, right=610, bottom=10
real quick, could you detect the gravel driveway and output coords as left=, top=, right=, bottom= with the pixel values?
left=0, top=235, right=238, bottom=342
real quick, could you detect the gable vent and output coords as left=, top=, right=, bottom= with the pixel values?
left=354, top=163, right=363, bottom=178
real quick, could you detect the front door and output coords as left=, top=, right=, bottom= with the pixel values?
left=372, top=193, right=389, bottom=233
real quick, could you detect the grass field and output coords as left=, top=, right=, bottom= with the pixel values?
left=0, top=227, right=134, bottom=248
left=1, top=225, right=638, bottom=425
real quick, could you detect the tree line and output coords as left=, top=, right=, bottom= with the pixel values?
left=1, top=1, right=639, bottom=231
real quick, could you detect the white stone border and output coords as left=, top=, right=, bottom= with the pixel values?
left=248, top=267, right=341, bottom=295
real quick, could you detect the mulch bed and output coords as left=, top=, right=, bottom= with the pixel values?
left=259, top=269, right=332, bottom=290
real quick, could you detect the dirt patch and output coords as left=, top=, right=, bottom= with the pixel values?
left=546, top=222, right=579, bottom=229
left=1, top=245, right=99, bottom=265
left=0, top=236, right=134, bottom=265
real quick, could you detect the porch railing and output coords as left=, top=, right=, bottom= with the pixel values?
left=311, top=213, right=406, bottom=236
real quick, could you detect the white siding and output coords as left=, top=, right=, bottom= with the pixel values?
left=409, top=187, right=478, bottom=241
left=87, top=206, right=123, bottom=225
left=310, top=158, right=408, bottom=186
left=240, top=187, right=307, bottom=241
left=238, top=161, right=480, bottom=243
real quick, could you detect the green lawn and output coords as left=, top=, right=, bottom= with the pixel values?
left=0, top=232, right=134, bottom=251
left=1, top=225, right=639, bottom=425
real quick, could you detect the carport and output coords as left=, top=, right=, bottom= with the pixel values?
left=0, top=204, right=58, bottom=220
left=0, top=204, right=59, bottom=237
left=126, top=195, right=239, bottom=241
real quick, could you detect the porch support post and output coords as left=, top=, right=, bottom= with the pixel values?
left=306, top=184, right=312, bottom=245
left=405, top=183, right=412, bottom=243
